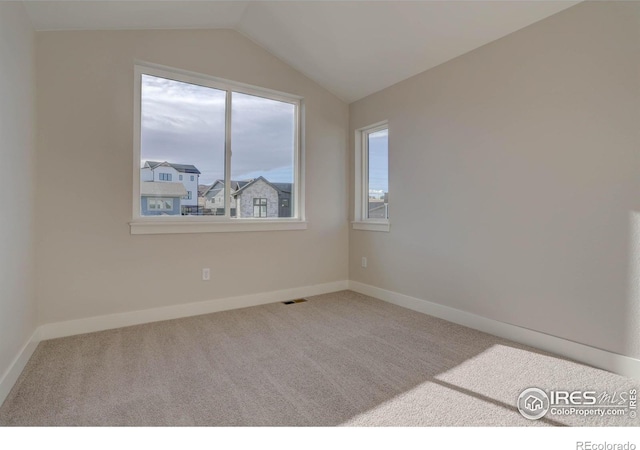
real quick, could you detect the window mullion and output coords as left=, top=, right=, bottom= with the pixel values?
left=224, top=90, right=232, bottom=219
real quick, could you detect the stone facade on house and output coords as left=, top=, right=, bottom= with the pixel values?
left=236, top=178, right=280, bottom=218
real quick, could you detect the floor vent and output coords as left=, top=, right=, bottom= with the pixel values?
left=282, top=298, right=308, bottom=305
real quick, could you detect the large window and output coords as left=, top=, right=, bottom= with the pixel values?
left=354, top=121, right=389, bottom=232
left=132, top=63, right=304, bottom=234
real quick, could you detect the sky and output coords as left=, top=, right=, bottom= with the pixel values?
left=368, top=129, right=389, bottom=196
left=141, top=73, right=388, bottom=194
left=141, top=74, right=295, bottom=185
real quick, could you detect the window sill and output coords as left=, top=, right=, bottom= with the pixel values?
left=352, top=221, right=390, bottom=232
left=130, top=219, right=308, bottom=235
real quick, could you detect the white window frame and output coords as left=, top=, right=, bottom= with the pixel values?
left=131, top=62, right=306, bottom=235
left=353, top=121, right=390, bottom=232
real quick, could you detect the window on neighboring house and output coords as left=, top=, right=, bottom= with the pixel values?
left=282, top=199, right=289, bottom=208
left=133, top=63, right=303, bottom=234
left=179, top=175, right=183, bottom=181
left=253, top=198, right=267, bottom=217
left=354, top=121, right=389, bottom=232
left=148, top=198, right=173, bottom=211
left=183, top=191, right=192, bottom=200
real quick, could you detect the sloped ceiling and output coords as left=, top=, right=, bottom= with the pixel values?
left=23, top=1, right=579, bottom=102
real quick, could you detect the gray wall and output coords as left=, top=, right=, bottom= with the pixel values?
left=36, top=29, right=349, bottom=324
left=0, top=3, right=37, bottom=379
left=349, top=1, right=640, bottom=359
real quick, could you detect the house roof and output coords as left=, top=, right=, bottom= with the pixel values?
left=140, top=181, right=187, bottom=197
left=232, top=176, right=292, bottom=197
left=271, top=183, right=292, bottom=194
left=144, top=161, right=201, bottom=175
left=197, top=184, right=210, bottom=196
left=368, top=201, right=388, bottom=219
left=202, top=179, right=252, bottom=197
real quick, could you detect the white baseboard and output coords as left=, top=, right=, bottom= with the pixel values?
left=4, top=278, right=637, bottom=409
left=0, top=329, right=40, bottom=407
left=39, top=280, right=349, bottom=341
left=348, top=280, right=640, bottom=379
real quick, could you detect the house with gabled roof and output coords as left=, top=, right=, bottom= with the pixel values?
left=141, top=161, right=200, bottom=213
left=232, top=176, right=292, bottom=218
left=200, top=179, right=252, bottom=215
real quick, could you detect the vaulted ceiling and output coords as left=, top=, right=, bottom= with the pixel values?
left=23, top=1, right=579, bottom=102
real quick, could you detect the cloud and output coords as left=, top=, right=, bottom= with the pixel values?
left=141, top=75, right=295, bottom=185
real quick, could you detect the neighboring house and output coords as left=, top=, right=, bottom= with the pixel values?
left=197, top=185, right=207, bottom=209
left=140, top=182, right=187, bottom=216
left=368, top=199, right=388, bottom=219
left=233, top=176, right=292, bottom=218
left=201, top=179, right=251, bottom=215
left=141, top=161, right=200, bottom=212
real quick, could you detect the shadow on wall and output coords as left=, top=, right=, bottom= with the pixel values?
left=352, top=191, right=640, bottom=368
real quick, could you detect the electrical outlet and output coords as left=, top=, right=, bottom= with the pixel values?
left=202, top=268, right=210, bottom=281
left=361, top=257, right=367, bottom=268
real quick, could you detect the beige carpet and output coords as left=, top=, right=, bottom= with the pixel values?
left=0, top=290, right=637, bottom=426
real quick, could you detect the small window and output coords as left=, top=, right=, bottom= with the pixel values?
left=183, top=191, right=192, bottom=200
left=179, top=175, right=183, bottom=181
left=159, top=173, right=172, bottom=181
left=282, top=199, right=289, bottom=207
left=354, top=121, right=389, bottom=232
left=190, top=175, right=195, bottom=182
left=253, top=198, right=267, bottom=218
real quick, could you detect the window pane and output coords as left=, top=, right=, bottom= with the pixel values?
left=231, top=92, right=295, bottom=219
left=140, top=74, right=226, bottom=216
left=367, top=128, right=389, bottom=219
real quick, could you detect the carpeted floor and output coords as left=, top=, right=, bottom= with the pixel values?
left=0, top=290, right=637, bottom=426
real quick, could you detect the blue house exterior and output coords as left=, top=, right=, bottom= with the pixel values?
left=140, top=181, right=187, bottom=216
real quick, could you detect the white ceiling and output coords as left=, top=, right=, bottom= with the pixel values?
left=23, top=1, right=579, bottom=103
